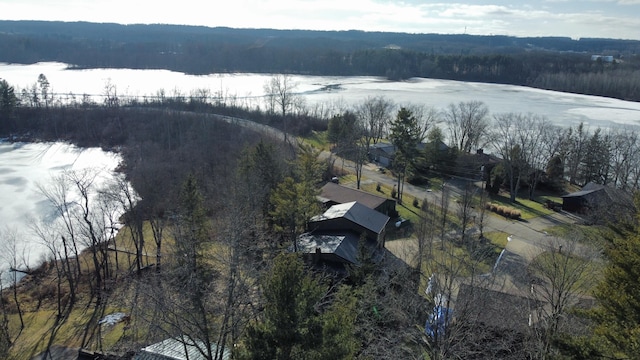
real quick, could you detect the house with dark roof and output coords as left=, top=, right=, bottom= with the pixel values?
left=319, top=182, right=397, bottom=217
left=308, top=201, right=389, bottom=247
left=369, top=142, right=396, bottom=167
left=561, top=182, right=635, bottom=222
left=368, top=141, right=434, bottom=168
left=297, top=232, right=362, bottom=265
left=297, top=201, right=390, bottom=269
left=444, top=283, right=542, bottom=358
left=455, top=148, right=501, bottom=181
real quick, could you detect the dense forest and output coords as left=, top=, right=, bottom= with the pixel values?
left=1, top=21, right=640, bottom=101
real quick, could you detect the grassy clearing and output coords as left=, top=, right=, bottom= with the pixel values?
left=419, top=241, right=494, bottom=288
left=7, top=304, right=130, bottom=360
left=529, top=250, right=604, bottom=295
left=543, top=223, right=619, bottom=247
left=425, top=176, right=445, bottom=190
left=338, top=174, right=357, bottom=184
left=360, top=181, right=422, bottom=224
left=537, top=194, right=563, bottom=204
left=483, top=231, right=510, bottom=254
left=300, top=130, right=330, bottom=151
left=5, top=221, right=184, bottom=359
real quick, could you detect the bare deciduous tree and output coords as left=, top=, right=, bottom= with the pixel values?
left=608, top=128, right=640, bottom=191
left=103, top=175, right=145, bottom=273
left=263, top=74, right=298, bottom=144
left=444, top=100, right=490, bottom=153
left=38, top=173, right=84, bottom=306
left=0, top=228, right=27, bottom=335
left=456, top=183, right=477, bottom=245
left=528, top=236, right=600, bottom=359
left=402, top=103, right=439, bottom=142
left=490, top=113, right=532, bottom=202
left=355, top=95, right=394, bottom=151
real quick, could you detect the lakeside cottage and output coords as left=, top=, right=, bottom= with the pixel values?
left=297, top=201, right=390, bottom=269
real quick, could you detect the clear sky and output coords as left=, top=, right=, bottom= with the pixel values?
left=2, top=0, right=640, bottom=40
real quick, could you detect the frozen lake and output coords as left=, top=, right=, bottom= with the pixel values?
left=1, top=62, right=640, bottom=130
left=0, top=142, right=122, bottom=275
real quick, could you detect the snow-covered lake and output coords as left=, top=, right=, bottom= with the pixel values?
left=2, top=62, right=640, bottom=130
left=0, top=141, right=122, bottom=276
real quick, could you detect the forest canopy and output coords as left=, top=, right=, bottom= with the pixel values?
left=2, top=20, right=640, bottom=101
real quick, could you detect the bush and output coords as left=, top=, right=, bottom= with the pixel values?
left=485, top=202, right=522, bottom=219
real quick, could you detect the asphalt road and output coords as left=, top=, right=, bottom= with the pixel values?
left=213, top=112, right=582, bottom=288
left=211, top=111, right=603, bottom=305
left=329, top=152, right=585, bottom=276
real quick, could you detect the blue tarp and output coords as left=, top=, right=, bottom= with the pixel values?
left=425, top=305, right=453, bottom=338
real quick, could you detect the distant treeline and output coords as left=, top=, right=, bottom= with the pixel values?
left=1, top=21, right=640, bottom=100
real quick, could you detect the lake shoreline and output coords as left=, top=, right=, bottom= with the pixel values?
left=2, top=62, right=640, bottom=130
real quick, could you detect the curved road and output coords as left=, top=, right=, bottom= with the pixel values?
left=212, top=111, right=579, bottom=273
left=322, top=150, right=582, bottom=272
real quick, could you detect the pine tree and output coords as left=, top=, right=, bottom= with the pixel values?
left=177, top=174, right=209, bottom=274
left=389, top=107, right=421, bottom=202
left=319, top=286, right=359, bottom=359
left=270, top=144, right=322, bottom=250
left=242, top=254, right=323, bottom=360
left=590, top=216, right=640, bottom=357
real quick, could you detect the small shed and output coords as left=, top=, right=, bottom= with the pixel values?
left=561, top=182, right=634, bottom=222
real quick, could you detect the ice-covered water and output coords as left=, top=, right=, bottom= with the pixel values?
left=2, top=62, right=639, bottom=130
left=0, top=141, right=122, bottom=274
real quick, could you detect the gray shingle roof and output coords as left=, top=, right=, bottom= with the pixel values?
left=562, top=182, right=634, bottom=208
left=561, top=188, right=600, bottom=198
left=297, top=232, right=360, bottom=264
left=310, top=201, right=390, bottom=235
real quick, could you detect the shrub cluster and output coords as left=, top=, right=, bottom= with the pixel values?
left=485, top=202, right=522, bottom=220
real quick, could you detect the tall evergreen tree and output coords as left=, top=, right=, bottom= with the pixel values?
left=242, top=253, right=324, bottom=360
left=589, top=208, right=640, bottom=357
left=269, top=177, right=320, bottom=251
left=579, top=128, right=611, bottom=186
left=269, top=144, right=322, bottom=250
left=0, top=79, right=17, bottom=130
left=389, top=107, right=421, bottom=202
left=177, top=174, right=210, bottom=274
